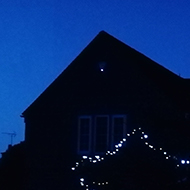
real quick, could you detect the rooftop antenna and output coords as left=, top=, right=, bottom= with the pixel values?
left=2, top=131, right=16, bottom=145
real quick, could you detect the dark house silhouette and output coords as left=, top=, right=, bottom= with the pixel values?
left=21, top=31, right=190, bottom=190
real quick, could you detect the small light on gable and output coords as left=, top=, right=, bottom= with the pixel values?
left=99, top=61, right=106, bottom=72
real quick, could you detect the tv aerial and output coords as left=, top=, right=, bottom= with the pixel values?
left=2, top=131, right=16, bottom=145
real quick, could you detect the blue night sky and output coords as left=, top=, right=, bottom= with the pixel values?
left=0, top=0, right=190, bottom=153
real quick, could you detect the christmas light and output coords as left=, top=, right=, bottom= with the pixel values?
left=80, top=178, right=84, bottom=182
left=72, top=126, right=190, bottom=189
left=144, top=134, right=148, bottom=139
left=95, top=155, right=100, bottom=159
left=181, top=160, right=185, bottom=164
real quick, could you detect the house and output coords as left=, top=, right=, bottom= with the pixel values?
left=21, top=31, right=190, bottom=190
left=0, top=142, right=26, bottom=190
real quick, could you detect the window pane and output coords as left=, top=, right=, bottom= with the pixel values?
left=80, top=119, right=90, bottom=135
left=113, top=117, right=125, bottom=145
left=95, top=116, right=108, bottom=152
left=79, top=118, right=90, bottom=152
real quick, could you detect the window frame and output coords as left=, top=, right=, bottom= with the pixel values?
left=77, top=114, right=127, bottom=155
left=77, top=116, right=92, bottom=154
left=111, top=115, right=126, bottom=150
left=94, top=115, right=109, bottom=154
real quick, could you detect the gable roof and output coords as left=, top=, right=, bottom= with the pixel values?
left=22, top=31, right=187, bottom=117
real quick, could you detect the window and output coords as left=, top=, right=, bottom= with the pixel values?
left=112, top=115, right=126, bottom=146
left=78, top=116, right=91, bottom=154
left=95, top=116, right=109, bottom=153
left=78, top=115, right=126, bottom=155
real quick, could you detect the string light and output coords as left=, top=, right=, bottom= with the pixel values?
left=72, top=127, right=190, bottom=189
left=181, top=160, right=185, bottom=164
left=144, top=134, right=148, bottom=139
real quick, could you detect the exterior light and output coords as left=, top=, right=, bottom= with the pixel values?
left=95, top=155, right=100, bottom=159
left=80, top=178, right=84, bottom=182
left=99, top=61, right=106, bottom=72
left=83, top=156, right=87, bottom=159
left=144, top=134, right=148, bottom=139
left=181, top=160, right=185, bottom=164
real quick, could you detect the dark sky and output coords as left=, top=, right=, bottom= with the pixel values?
left=0, top=0, right=190, bottom=153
